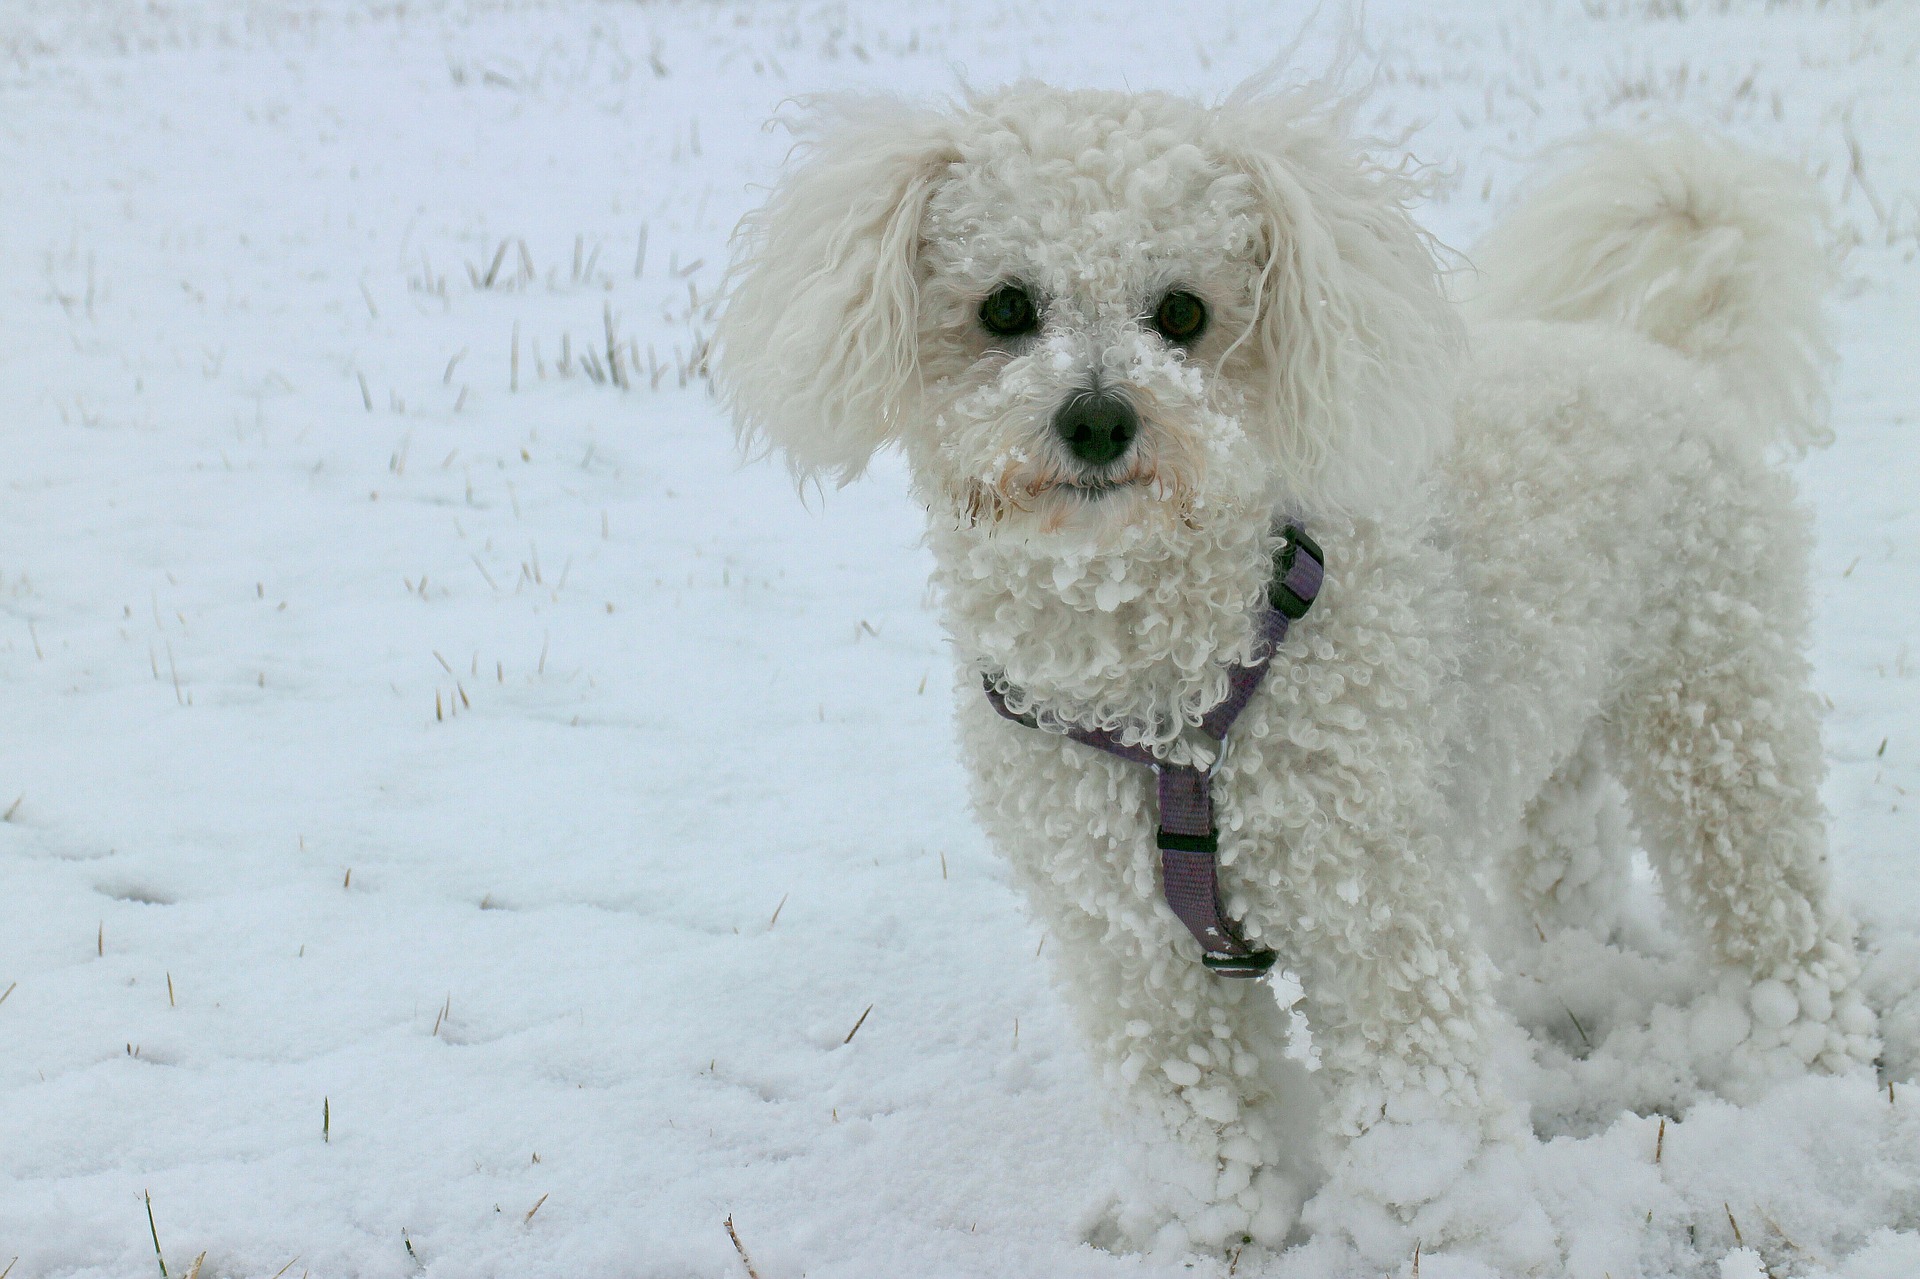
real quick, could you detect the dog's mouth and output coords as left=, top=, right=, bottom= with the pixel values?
left=1030, top=454, right=1160, bottom=498
left=948, top=415, right=1219, bottom=530
left=955, top=461, right=1197, bottom=531
left=1057, top=473, right=1142, bottom=498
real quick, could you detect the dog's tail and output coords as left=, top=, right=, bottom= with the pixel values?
left=1465, top=128, right=1835, bottom=450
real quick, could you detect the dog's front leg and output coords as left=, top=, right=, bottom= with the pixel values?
left=1256, top=818, right=1555, bottom=1269
left=1035, top=896, right=1312, bottom=1255
left=963, top=707, right=1309, bottom=1254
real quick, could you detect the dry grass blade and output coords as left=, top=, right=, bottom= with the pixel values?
left=145, top=1191, right=168, bottom=1278
left=524, top=1192, right=548, bottom=1224
left=604, top=302, right=628, bottom=389
left=1843, top=114, right=1888, bottom=230
left=1563, top=1002, right=1591, bottom=1049
left=843, top=1004, right=873, bottom=1045
left=724, top=1215, right=761, bottom=1279
left=1761, top=1207, right=1829, bottom=1269
left=481, top=239, right=510, bottom=289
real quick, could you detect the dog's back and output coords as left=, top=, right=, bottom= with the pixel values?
left=1439, top=128, right=1840, bottom=858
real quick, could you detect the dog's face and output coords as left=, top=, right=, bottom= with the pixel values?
left=719, top=81, right=1462, bottom=543
left=907, top=94, right=1270, bottom=534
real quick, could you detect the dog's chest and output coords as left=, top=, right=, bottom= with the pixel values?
left=948, top=516, right=1463, bottom=888
left=928, top=519, right=1277, bottom=754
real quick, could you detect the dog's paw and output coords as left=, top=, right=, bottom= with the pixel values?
left=1303, top=1113, right=1559, bottom=1273
left=1082, top=1143, right=1305, bottom=1256
left=1566, top=959, right=1876, bottom=1115
left=1737, top=974, right=1877, bottom=1076
left=1681, top=936, right=1878, bottom=1097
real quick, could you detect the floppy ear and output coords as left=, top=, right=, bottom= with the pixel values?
left=1209, top=82, right=1463, bottom=514
left=716, top=97, right=959, bottom=486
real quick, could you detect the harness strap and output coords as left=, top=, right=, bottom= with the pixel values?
left=983, top=524, right=1323, bottom=978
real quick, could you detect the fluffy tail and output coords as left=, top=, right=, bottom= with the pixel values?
left=1466, top=129, right=1835, bottom=450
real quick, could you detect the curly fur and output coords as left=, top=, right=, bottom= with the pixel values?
left=1464, top=127, right=1836, bottom=449
left=716, top=81, right=1878, bottom=1265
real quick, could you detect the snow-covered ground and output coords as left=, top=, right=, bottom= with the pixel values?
left=1, top=1, right=1916, bottom=1275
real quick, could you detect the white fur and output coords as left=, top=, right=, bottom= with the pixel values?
left=717, top=85, right=1878, bottom=1266
left=1464, top=127, right=1836, bottom=448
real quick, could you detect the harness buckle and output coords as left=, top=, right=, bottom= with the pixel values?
left=1202, top=948, right=1278, bottom=977
left=1270, top=525, right=1324, bottom=621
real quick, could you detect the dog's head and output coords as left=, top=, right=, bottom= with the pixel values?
left=718, top=80, right=1461, bottom=539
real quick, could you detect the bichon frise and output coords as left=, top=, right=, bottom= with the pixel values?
left=714, top=76, right=1879, bottom=1264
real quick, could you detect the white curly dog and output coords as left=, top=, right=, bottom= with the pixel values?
left=715, top=77, right=1880, bottom=1265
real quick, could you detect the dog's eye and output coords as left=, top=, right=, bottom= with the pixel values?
left=979, top=284, right=1040, bottom=338
left=1152, top=291, right=1208, bottom=344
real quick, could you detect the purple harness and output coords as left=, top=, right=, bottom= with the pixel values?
left=983, top=524, right=1324, bottom=978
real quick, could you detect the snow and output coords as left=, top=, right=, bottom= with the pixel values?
left=0, top=1, right=1916, bottom=1275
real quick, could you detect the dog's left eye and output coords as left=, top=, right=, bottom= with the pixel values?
left=1152, top=291, right=1208, bottom=343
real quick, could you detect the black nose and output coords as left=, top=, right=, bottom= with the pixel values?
left=1053, top=391, right=1138, bottom=467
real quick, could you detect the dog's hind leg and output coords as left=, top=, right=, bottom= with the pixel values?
left=1602, top=492, right=1877, bottom=1085
left=1508, top=727, right=1635, bottom=943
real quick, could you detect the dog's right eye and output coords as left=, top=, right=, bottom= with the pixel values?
left=979, top=284, right=1040, bottom=338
